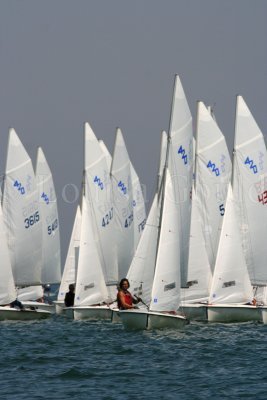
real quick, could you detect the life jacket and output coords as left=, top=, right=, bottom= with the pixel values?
left=117, top=290, right=133, bottom=309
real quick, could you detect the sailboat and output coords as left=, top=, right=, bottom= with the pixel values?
left=1, top=129, right=50, bottom=320
left=54, top=205, right=81, bottom=314
left=55, top=139, right=110, bottom=314
left=65, top=123, right=118, bottom=320
left=180, top=102, right=231, bottom=320
left=17, top=147, right=61, bottom=313
left=120, top=166, right=188, bottom=330
left=73, top=195, right=111, bottom=321
left=232, top=96, right=267, bottom=323
left=84, top=122, right=118, bottom=303
left=207, top=184, right=261, bottom=323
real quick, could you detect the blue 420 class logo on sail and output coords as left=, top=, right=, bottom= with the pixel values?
left=13, top=180, right=25, bottom=194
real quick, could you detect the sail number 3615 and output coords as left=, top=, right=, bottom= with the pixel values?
left=24, top=211, right=40, bottom=229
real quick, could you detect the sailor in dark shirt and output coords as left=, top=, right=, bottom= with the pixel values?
left=64, top=284, right=75, bottom=307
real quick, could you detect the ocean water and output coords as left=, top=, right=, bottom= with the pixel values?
left=1, top=317, right=266, bottom=400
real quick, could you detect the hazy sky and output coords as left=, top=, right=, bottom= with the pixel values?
left=0, top=0, right=266, bottom=262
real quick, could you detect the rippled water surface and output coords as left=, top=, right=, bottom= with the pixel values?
left=1, top=317, right=266, bottom=399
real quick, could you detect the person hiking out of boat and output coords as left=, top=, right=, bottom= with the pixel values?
left=117, top=278, right=141, bottom=310
left=64, top=284, right=75, bottom=307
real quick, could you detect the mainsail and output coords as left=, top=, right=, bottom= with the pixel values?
left=232, top=96, right=267, bottom=286
left=2, top=129, right=42, bottom=286
left=168, top=75, right=193, bottom=287
left=195, top=101, right=231, bottom=271
left=36, top=147, right=61, bottom=284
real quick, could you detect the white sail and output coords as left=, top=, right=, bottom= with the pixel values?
left=111, top=128, right=134, bottom=279
left=150, top=169, right=181, bottom=312
left=232, top=95, right=267, bottom=285
left=157, top=131, right=168, bottom=191
left=75, top=196, right=109, bottom=306
left=263, top=287, right=267, bottom=305
left=84, top=122, right=118, bottom=299
left=0, top=204, right=16, bottom=305
left=182, top=186, right=212, bottom=302
left=209, top=185, right=253, bottom=304
left=192, top=137, right=196, bottom=185
left=195, top=101, right=232, bottom=271
left=17, top=285, right=44, bottom=302
left=36, top=147, right=61, bottom=284
left=127, top=194, right=160, bottom=306
left=57, top=205, right=81, bottom=302
left=130, top=162, right=146, bottom=250
left=168, top=75, right=193, bottom=287
left=2, top=129, right=42, bottom=286
left=99, top=139, right=112, bottom=170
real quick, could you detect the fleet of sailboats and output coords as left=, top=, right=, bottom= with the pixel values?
left=0, top=75, right=266, bottom=327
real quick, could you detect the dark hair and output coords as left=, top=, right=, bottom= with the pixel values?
left=119, top=278, right=130, bottom=289
left=69, top=284, right=75, bottom=291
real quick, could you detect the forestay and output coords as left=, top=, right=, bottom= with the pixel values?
left=209, top=185, right=253, bottom=304
left=2, top=129, right=42, bottom=286
left=36, top=147, right=61, bottom=284
left=232, top=96, right=267, bottom=286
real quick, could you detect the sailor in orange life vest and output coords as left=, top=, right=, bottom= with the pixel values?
left=117, top=278, right=141, bottom=310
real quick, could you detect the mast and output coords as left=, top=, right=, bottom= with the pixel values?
left=194, top=101, right=200, bottom=191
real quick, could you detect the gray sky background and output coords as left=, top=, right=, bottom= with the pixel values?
left=0, top=0, right=266, bottom=263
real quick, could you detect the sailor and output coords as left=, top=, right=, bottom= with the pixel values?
left=10, top=299, right=24, bottom=310
left=117, top=278, right=141, bottom=310
left=64, top=284, right=75, bottom=307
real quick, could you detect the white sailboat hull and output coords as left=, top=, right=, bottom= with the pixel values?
left=207, top=304, right=261, bottom=323
left=111, top=308, right=121, bottom=323
left=22, top=301, right=55, bottom=313
left=148, top=311, right=188, bottom=330
left=53, top=300, right=65, bottom=315
left=0, top=306, right=51, bottom=321
left=180, top=303, right=208, bottom=321
left=73, top=305, right=112, bottom=321
left=120, top=309, right=188, bottom=330
left=120, top=309, right=148, bottom=330
left=260, top=307, right=267, bottom=324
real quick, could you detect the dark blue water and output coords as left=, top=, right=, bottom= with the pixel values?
left=1, top=317, right=266, bottom=400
